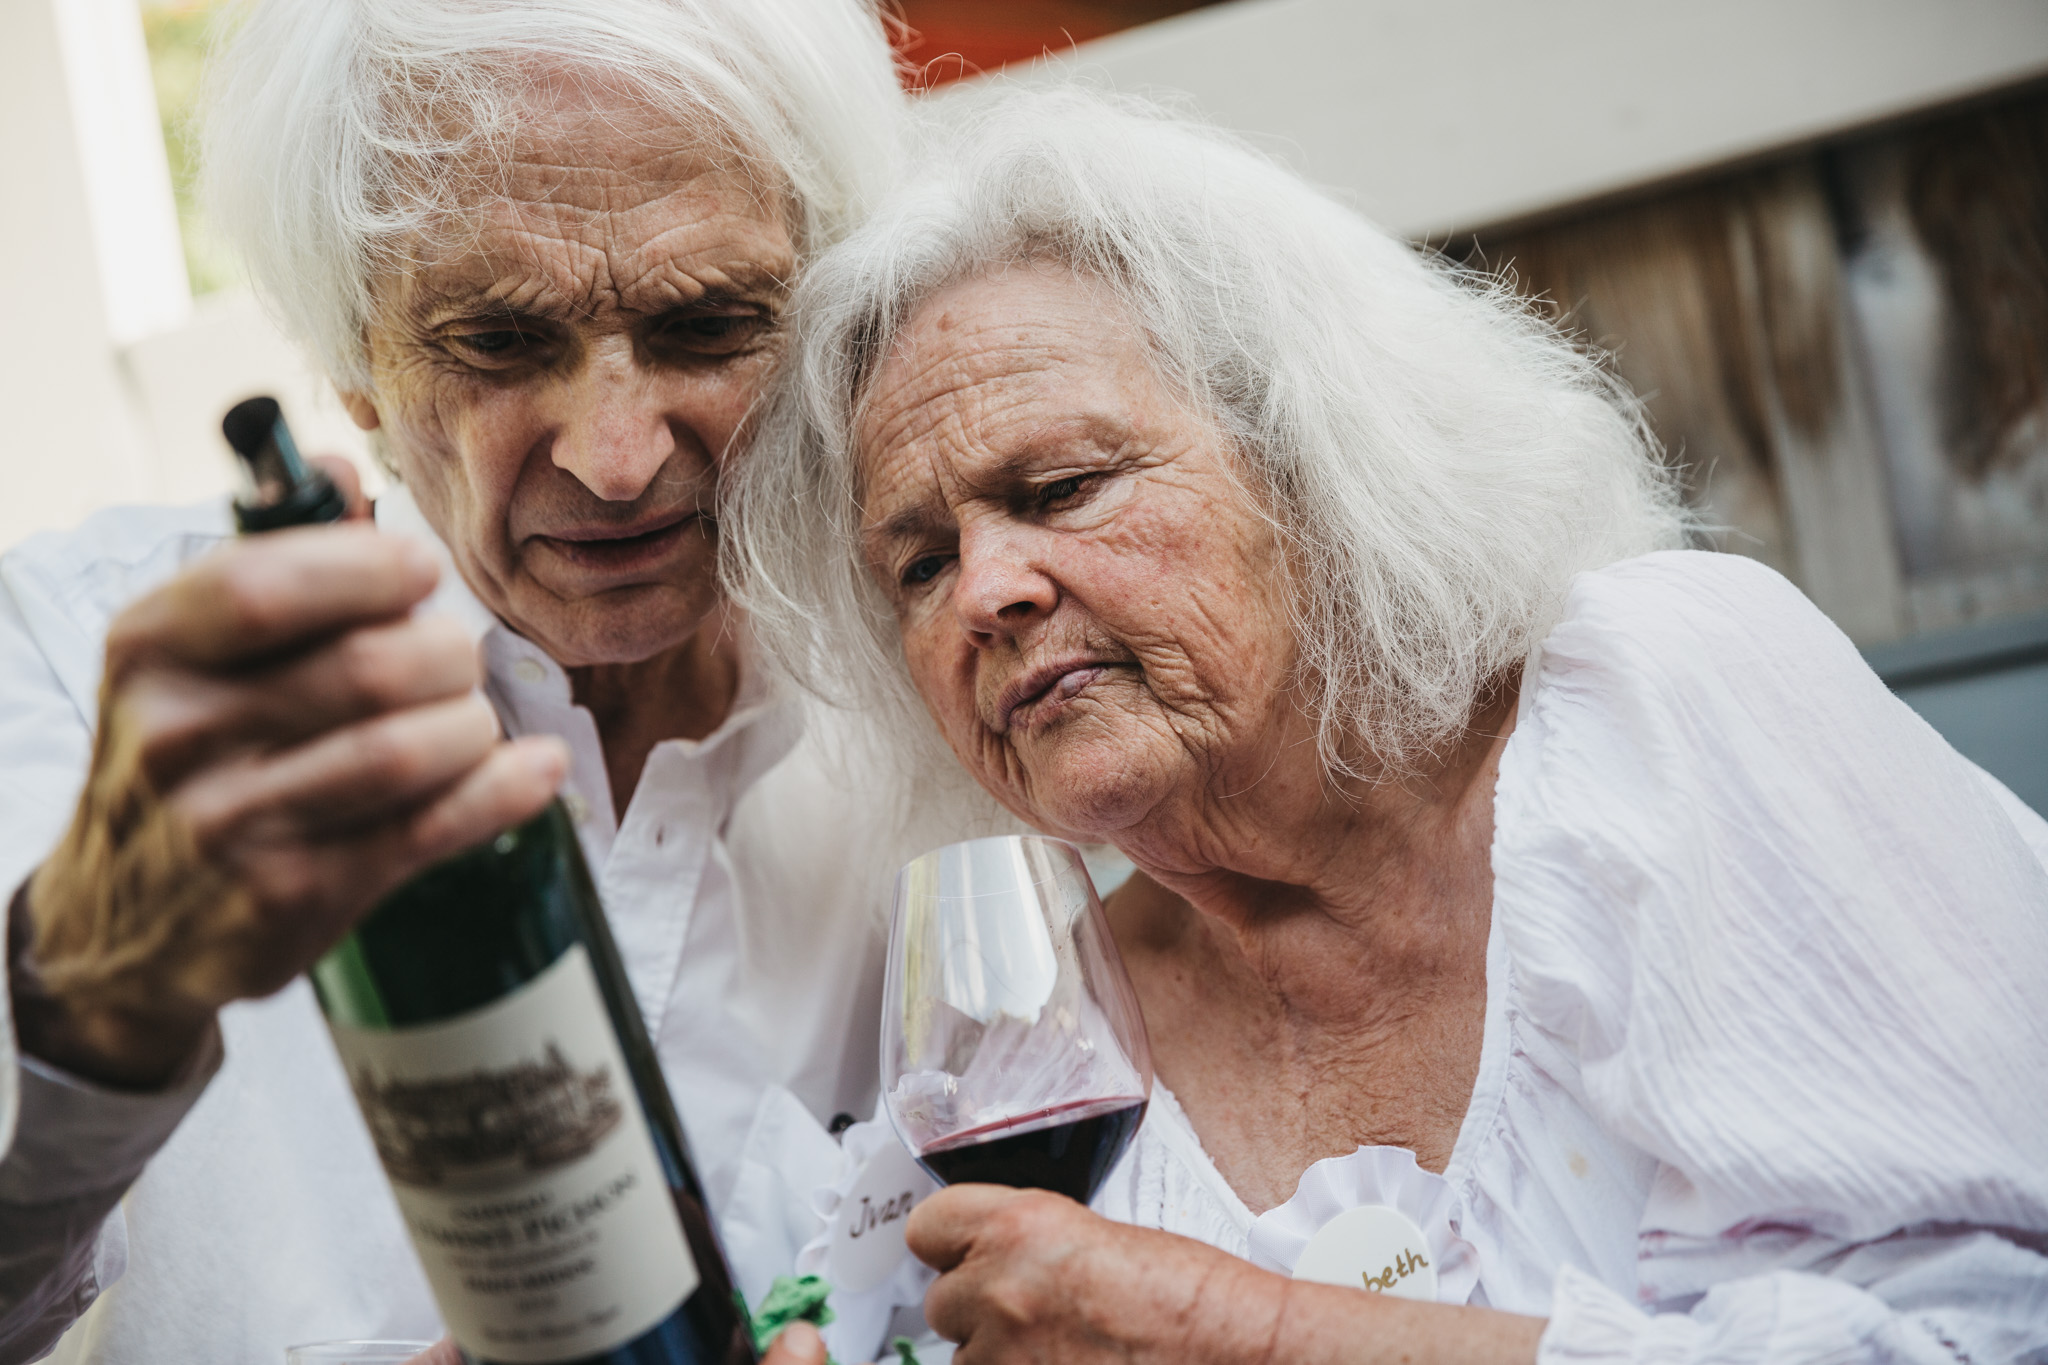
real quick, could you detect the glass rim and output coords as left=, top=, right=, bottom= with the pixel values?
left=282, top=1343, right=436, bottom=1359
left=893, top=834, right=1088, bottom=898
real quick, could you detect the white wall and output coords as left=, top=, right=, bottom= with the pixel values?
left=1045, top=0, right=2048, bottom=238
left=0, top=0, right=373, bottom=554
left=0, top=0, right=161, bottom=551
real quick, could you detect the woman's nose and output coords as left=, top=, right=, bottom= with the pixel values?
left=954, top=525, right=1058, bottom=645
left=547, top=343, right=679, bottom=502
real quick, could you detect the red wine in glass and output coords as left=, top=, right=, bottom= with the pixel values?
left=915, top=1096, right=1149, bottom=1203
left=882, top=836, right=1154, bottom=1204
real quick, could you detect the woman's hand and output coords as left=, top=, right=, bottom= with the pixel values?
left=908, top=1184, right=1286, bottom=1365
left=907, top=1185, right=1548, bottom=1365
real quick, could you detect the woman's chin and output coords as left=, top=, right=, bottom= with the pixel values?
left=1011, top=749, right=1171, bottom=845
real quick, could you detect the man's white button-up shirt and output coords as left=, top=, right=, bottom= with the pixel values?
left=0, top=490, right=1004, bottom=1364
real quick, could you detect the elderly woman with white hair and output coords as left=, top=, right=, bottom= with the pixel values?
left=0, top=2, right=955, bottom=1362
left=732, top=88, right=2048, bottom=1363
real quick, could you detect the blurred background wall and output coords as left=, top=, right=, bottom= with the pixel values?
left=3, top=0, right=2045, bottom=804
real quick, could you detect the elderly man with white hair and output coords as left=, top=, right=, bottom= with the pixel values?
left=0, top=2, right=969, bottom=1361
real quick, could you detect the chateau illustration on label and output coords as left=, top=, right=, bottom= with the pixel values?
left=351, top=1042, right=626, bottom=1189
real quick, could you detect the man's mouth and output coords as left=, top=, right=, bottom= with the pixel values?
left=532, top=512, right=704, bottom=574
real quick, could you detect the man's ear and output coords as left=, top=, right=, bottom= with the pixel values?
left=339, top=390, right=381, bottom=431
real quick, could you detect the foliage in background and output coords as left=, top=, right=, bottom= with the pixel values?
left=141, top=0, right=242, bottom=296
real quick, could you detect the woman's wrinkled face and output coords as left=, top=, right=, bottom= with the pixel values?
left=345, top=88, right=795, bottom=667
left=858, top=263, right=1303, bottom=844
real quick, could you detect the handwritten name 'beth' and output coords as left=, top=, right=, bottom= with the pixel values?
left=1361, top=1249, right=1430, bottom=1293
left=848, top=1190, right=918, bottom=1240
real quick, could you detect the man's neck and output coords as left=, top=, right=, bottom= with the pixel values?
left=567, top=605, right=745, bottom=817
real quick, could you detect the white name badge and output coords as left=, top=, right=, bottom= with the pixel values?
left=1293, top=1205, right=1437, bottom=1301
left=827, top=1141, right=940, bottom=1294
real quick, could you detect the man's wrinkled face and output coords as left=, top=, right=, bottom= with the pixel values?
left=347, top=89, right=795, bottom=667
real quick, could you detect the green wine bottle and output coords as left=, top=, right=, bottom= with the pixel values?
left=224, top=397, right=754, bottom=1365
left=311, top=806, right=752, bottom=1365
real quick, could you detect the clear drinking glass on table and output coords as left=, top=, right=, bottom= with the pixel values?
left=881, top=835, right=1154, bottom=1203
left=284, top=1343, right=436, bottom=1365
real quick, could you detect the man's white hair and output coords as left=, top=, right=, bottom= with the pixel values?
left=202, top=0, right=906, bottom=390
left=729, top=85, right=1690, bottom=780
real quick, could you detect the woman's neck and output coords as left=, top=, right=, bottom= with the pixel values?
left=1102, top=684, right=1516, bottom=1206
left=1123, top=683, right=1515, bottom=1018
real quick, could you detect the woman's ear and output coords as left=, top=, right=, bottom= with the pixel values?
left=338, top=390, right=381, bottom=431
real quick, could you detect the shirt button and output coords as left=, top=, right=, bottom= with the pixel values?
left=563, top=792, right=590, bottom=824
left=513, top=657, right=546, bottom=685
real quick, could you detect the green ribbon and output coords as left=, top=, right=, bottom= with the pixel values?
left=743, top=1274, right=835, bottom=1359
left=739, top=1275, right=923, bottom=1365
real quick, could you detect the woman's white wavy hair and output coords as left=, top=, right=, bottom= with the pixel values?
left=728, top=84, right=1690, bottom=782
left=201, top=0, right=905, bottom=391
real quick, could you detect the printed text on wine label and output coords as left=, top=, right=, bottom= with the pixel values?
left=326, top=947, right=697, bottom=1363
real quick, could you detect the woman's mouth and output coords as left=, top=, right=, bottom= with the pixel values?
left=1001, top=662, right=1117, bottom=733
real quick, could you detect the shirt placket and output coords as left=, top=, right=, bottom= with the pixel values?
left=481, top=632, right=618, bottom=869
left=601, top=742, right=724, bottom=1041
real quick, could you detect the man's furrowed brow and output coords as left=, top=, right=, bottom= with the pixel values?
left=405, top=277, right=553, bottom=326
left=700, top=259, right=794, bottom=298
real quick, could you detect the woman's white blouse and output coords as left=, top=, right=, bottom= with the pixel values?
left=823, top=550, right=2048, bottom=1363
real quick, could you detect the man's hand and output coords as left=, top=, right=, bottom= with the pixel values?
left=17, top=519, right=566, bottom=1088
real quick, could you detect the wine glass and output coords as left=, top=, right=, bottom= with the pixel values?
left=880, top=835, right=1153, bottom=1203
left=283, top=1343, right=436, bottom=1365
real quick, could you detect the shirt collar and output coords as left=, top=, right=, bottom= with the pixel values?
left=372, top=481, right=798, bottom=791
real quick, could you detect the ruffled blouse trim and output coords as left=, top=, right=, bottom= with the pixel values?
left=1140, top=1084, right=1256, bottom=1237
left=1536, top=1265, right=1662, bottom=1364
left=1445, top=859, right=1515, bottom=1204
left=1245, top=1144, right=1482, bottom=1305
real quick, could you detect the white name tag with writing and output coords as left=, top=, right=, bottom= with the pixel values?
left=827, top=1141, right=940, bottom=1294
left=1293, top=1205, right=1436, bottom=1301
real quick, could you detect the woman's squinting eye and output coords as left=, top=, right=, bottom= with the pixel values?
left=902, top=554, right=951, bottom=587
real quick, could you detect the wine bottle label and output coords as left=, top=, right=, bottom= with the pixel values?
left=327, top=944, right=698, bottom=1362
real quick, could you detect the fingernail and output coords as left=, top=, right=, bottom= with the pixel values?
left=779, top=1322, right=825, bottom=1362
left=520, top=737, right=569, bottom=780
left=398, top=536, right=440, bottom=582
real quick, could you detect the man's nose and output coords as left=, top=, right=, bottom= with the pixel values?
left=954, top=522, right=1058, bottom=647
left=547, top=342, right=678, bottom=502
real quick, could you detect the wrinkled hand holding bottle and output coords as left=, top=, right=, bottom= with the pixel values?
left=14, top=461, right=566, bottom=1091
